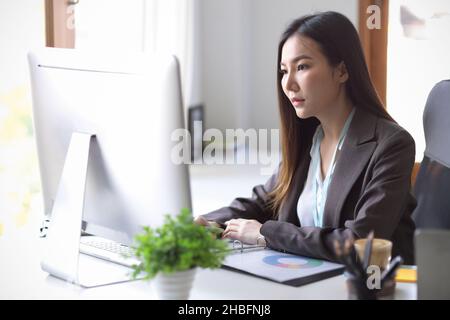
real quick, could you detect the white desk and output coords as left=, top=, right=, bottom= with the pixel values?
left=0, top=161, right=417, bottom=299
left=0, top=204, right=416, bottom=300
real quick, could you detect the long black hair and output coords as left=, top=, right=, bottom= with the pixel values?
left=270, top=11, right=393, bottom=213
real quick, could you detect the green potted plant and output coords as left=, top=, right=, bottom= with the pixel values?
left=132, top=208, right=229, bottom=299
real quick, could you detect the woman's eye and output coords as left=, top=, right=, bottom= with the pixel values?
left=298, top=64, right=308, bottom=71
left=279, top=69, right=287, bottom=75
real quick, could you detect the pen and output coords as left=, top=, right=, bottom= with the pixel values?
left=334, top=239, right=357, bottom=276
left=381, top=255, right=404, bottom=285
left=334, top=239, right=356, bottom=276
left=363, top=231, right=374, bottom=271
left=342, top=239, right=363, bottom=279
left=345, top=238, right=366, bottom=280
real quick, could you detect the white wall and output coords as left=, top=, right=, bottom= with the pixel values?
left=387, top=0, right=450, bottom=161
left=0, top=1, right=45, bottom=92
left=0, top=0, right=45, bottom=235
left=200, top=0, right=252, bottom=131
left=200, top=0, right=358, bottom=131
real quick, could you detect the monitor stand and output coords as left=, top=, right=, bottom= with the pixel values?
left=40, top=132, right=137, bottom=288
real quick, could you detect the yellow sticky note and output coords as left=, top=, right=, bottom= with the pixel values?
left=396, top=267, right=417, bottom=283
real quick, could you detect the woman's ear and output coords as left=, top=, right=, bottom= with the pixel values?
left=336, top=62, right=349, bottom=83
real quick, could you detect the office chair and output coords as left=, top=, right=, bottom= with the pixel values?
left=412, top=80, right=450, bottom=229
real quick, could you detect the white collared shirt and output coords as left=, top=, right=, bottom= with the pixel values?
left=297, top=109, right=355, bottom=227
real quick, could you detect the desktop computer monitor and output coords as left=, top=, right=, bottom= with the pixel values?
left=28, top=48, right=192, bottom=247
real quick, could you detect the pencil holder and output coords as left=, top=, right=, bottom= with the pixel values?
left=345, top=273, right=396, bottom=300
left=345, top=274, right=376, bottom=300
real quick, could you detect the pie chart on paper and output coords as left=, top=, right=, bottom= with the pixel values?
left=222, top=249, right=346, bottom=285
left=262, top=254, right=324, bottom=269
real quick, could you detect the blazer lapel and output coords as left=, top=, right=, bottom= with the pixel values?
left=322, top=108, right=378, bottom=227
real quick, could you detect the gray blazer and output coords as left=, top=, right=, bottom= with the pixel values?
left=203, top=107, right=416, bottom=264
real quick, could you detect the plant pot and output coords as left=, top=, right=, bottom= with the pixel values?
left=153, top=268, right=197, bottom=300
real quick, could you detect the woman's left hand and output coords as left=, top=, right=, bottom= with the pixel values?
left=222, top=218, right=262, bottom=245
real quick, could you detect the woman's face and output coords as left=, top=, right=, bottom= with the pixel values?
left=280, top=34, right=347, bottom=119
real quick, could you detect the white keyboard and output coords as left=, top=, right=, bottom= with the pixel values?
left=79, top=236, right=140, bottom=268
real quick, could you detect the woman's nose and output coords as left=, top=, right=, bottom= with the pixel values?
left=285, top=72, right=299, bottom=93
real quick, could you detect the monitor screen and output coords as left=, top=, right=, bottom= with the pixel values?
left=28, top=48, right=192, bottom=246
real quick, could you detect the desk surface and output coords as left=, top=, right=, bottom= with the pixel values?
left=1, top=162, right=417, bottom=299
left=1, top=218, right=416, bottom=300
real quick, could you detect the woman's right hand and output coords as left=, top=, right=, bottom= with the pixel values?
left=194, top=215, right=210, bottom=226
left=194, top=216, right=225, bottom=238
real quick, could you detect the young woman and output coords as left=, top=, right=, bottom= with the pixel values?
left=197, top=11, right=416, bottom=264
